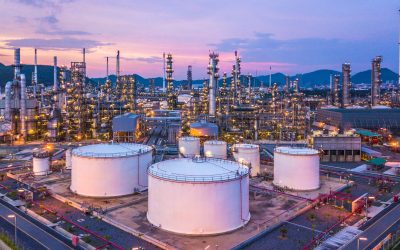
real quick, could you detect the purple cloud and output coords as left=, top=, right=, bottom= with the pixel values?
left=121, top=56, right=163, bottom=64
left=14, top=0, right=74, bottom=8
left=211, top=33, right=397, bottom=72
left=3, top=38, right=112, bottom=51
left=37, top=15, right=59, bottom=24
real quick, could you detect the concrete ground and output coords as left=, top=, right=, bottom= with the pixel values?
left=244, top=205, right=363, bottom=250
left=254, top=175, right=348, bottom=200
left=16, top=170, right=349, bottom=250
left=106, top=190, right=308, bottom=250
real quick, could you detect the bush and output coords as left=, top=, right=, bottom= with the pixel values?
left=82, top=236, right=91, bottom=243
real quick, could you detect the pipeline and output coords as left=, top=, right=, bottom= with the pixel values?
left=301, top=203, right=364, bottom=250
left=250, top=184, right=311, bottom=201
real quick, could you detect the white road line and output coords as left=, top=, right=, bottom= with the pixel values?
left=284, top=221, right=324, bottom=233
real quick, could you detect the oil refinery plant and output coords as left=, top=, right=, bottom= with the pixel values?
left=0, top=35, right=400, bottom=250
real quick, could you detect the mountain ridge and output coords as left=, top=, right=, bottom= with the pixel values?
left=0, top=63, right=398, bottom=89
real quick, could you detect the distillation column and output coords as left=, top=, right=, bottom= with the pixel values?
left=53, top=56, right=58, bottom=92
left=20, top=74, right=27, bottom=139
left=187, top=65, right=193, bottom=90
left=342, top=63, right=351, bottom=107
left=14, top=48, right=21, bottom=79
left=371, top=56, right=382, bottom=106
left=166, top=53, right=175, bottom=109
left=33, top=49, right=38, bottom=98
left=332, top=75, right=340, bottom=106
left=208, top=52, right=219, bottom=116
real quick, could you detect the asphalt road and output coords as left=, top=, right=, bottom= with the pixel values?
left=342, top=202, right=400, bottom=250
left=0, top=201, right=74, bottom=250
left=0, top=216, right=46, bottom=250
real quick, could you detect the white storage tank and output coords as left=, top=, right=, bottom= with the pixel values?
left=32, top=151, right=50, bottom=176
left=178, top=136, right=200, bottom=158
left=65, top=148, right=72, bottom=170
left=204, top=140, right=227, bottom=159
left=147, top=157, right=250, bottom=235
left=189, top=121, right=218, bottom=137
left=70, top=143, right=153, bottom=197
left=232, top=144, right=260, bottom=177
left=273, top=147, right=320, bottom=191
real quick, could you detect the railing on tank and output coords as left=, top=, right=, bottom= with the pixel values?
left=148, top=157, right=249, bottom=182
left=274, top=147, right=318, bottom=155
left=72, top=143, right=153, bottom=158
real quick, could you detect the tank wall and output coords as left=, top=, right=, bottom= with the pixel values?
left=179, top=138, right=200, bottom=157
left=233, top=148, right=260, bottom=176
left=65, top=149, right=72, bottom=170
left=147, top=176, right=250, bottom=235
left=204, top=142, right=227, bottom=159
left=273, top=152, right=320, bottom=190
left=70, top=151, right=152, bottom=197
left=33, top=157, right=50, bottom=176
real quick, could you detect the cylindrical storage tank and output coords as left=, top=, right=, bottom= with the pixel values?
left=232, top=144, right=260, bottom=177
left=189, top=121, right=218, bottom=137
left=32, top=151, right=50, bottom=176
left=65, top=148, right=72, bottom=170
left=204, top=140, right=227, bottom=159
left=273, top=147, right=320, bottom=191
left=147, top=158, right=250, bottom=235
left=178, top=136, right=200, bottom=158
left=70, top=143, right=153, bottom=197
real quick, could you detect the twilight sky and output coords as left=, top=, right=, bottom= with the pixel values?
left=0, top=0, right=399, bottom=79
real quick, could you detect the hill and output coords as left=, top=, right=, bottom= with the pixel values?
left=0, top=62, right=398, bottom=89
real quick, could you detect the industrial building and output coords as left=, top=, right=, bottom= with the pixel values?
left=312, top=135, right=361, bottom=162
left=315, top=108, right=400, bottom=131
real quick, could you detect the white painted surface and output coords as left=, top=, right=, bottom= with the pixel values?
left=70, top=143, right=153, bottom=197
left=32, top=157, right=50, bottom=176
left=204, top=140, right=227, bottom=159
left=147, top=158, right=250, bottom=235
left=232, top=144, right=260, bottom=176
left=178, top=136, right=200, bottom=157
left=65, top=148, right=72, bottom=170
left=273, top=147, right=320, bottom=191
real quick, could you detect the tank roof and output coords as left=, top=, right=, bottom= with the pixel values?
left=275, top=147, right=319, bottom=155
left=148, top=158, right=248, bottom=182
left=72, top=143, right=152, bottom=158
left=204, top=140, right=227, bottom=145
left=179, top=136, right=199, bottom=141
left=233, top=144, right=259, bottom=149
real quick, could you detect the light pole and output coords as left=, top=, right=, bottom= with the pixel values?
left=7, top=214, right=16, bottom=244
left=357, top=236, right=367, bottom=250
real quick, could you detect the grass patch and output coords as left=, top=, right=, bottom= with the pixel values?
left=0, top=231, right=20, bottom=250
